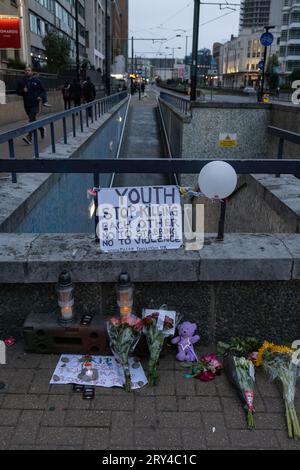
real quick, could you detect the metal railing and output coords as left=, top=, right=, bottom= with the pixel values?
left=268, top=126, right=300, bottom=177
left=159, top=91, right=190, bottom=115
left=157, top=95, right=179, bottom=186
left=0, top=158, right=300, bottom=241
left=0, top=91, right=129, bottom=183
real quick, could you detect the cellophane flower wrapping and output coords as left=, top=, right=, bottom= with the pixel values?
left=262, top=351, right=300, bottom=439
left=143, top=313, right=174, bottom=386
left=224, top=355, right=256, bottom=430
left=107, top=316, right=143, bottom=392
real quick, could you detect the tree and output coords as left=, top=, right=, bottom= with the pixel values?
left=266, top=54, right=280, bottom=91
left=289, top=69, right=300, bottom=84
left=42, top=30, right=71, bottom=74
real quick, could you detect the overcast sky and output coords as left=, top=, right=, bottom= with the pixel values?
left=129, top=0, right=241, bottom=58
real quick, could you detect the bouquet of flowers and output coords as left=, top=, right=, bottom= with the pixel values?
left=143, top=312, right=174, bottom=386
left=218, top=338, right=261, bottom=430
left=256, top=341, right=300, bottom=440
left=181, top=353, right=223, bottom=382
left=225, top=355, right=256, bottom=430
left=107, top=316, right=143, bottom=392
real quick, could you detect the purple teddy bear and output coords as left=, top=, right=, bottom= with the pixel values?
left=171, top=322, right=200, bottom=362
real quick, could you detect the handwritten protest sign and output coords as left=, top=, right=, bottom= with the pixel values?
left=98, top=186, right=183, bottom=253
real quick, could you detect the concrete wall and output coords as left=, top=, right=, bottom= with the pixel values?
left=0, top=233, right=299, bottom=344
left=195, top=174, right=300, bottom=234
left=184, top=102, right=271, bottom=160
left=159, top=98, right=274, bottom=187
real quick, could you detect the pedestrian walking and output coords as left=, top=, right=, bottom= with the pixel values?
left=82, top=77, right=96, bottom=117
left=62, top=81, right=71, bottom=110
left=17, top=66, right=52, bottom=145
left=141, top=81, right=146, bottom=96
left=70, top=78, right=82, bottom=108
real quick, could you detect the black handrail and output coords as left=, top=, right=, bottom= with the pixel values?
left=0, top=158, right=299, bottom=175
left=268, top=125, right=300, bottom=177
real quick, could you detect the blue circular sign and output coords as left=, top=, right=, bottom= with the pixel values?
left=260, top=32, right=274, bottom=47
left=258, top=60, right=265, bottom=71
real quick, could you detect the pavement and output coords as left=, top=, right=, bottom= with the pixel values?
left=0, top=341, right=300, bottom=450
left=114, top=90, right=169, bottom=188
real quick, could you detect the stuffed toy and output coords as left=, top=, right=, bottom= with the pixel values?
left=171, top=322, right=200, bottom=362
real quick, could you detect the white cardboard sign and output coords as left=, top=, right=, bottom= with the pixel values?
left=98, top=186, right=183, bottom=253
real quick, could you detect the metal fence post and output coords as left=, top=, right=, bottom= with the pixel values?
left=72, top=113, right=76, bottom=138
left=217, top=200, right=227, bottom=241
left=50, top=122, right=56, bottom=153
left=8, top=139, right=17, bottom=183
left=80, top=110, right=84, bottom=132
left=62, top=118, right=68, bottom=144
left=276, top=138, right=284, bottom=178
left=93, top=173, right=100, bottom=242
left=33, top=130, right=39, bottom=159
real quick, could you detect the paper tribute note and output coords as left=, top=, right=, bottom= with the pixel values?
left=50, top=355, right=148, bottom=389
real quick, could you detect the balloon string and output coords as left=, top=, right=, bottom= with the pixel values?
left=178, top=186, right=226, bottom=203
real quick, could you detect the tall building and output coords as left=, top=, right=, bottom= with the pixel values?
left=85, top=0, right=106, bottom=72
left=279, top=0, right=300, bottom=75
left=111, top=0, right=128, bottom=70
left=221, top=0, right=285, bottom=87
left=28, top=0, right=87, bottom=69
left=240, top=0, right=284, bottom=31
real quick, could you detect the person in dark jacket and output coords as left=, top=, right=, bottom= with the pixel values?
left=82, top=77, right=96, bottom=103
left=82, top=77, right=96, bottom=118
left=70, top=78, right=82, bottom=108
left=17, top=66, right=51, bottom=145
left=62, top=81, right=71, bottom=110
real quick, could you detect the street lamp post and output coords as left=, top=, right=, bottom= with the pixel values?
left=191, top=0, right=200, bottom=102
left=18, top=0, right=29, bottom=65
left=75, top=0, right=80, bottom=81
left=105, top=0, right=112, bottom=96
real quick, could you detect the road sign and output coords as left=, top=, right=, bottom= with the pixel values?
left=219, top=133, right=238, bottom=149
left=260, top=32, right=274, bottom=47
left=258, top=60, right=265, bottom=71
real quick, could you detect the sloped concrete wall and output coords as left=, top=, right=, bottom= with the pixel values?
left=195, top=174, right=300, bottom=234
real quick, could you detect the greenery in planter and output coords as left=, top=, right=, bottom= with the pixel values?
left=7, top=58, right=26, bottom=70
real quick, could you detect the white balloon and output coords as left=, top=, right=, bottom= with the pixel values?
left=198, top=161, right=238, bottom=200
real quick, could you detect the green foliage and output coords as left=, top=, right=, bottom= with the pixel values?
left=266, top=54, right=280, bottom=91
left=7, top=58, right=26, bottom=70
left=42, top=30, right=71, bottom=73
left=217, top=337, right=261, bottom=358
left=289, top=69, right=300, bottom=84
